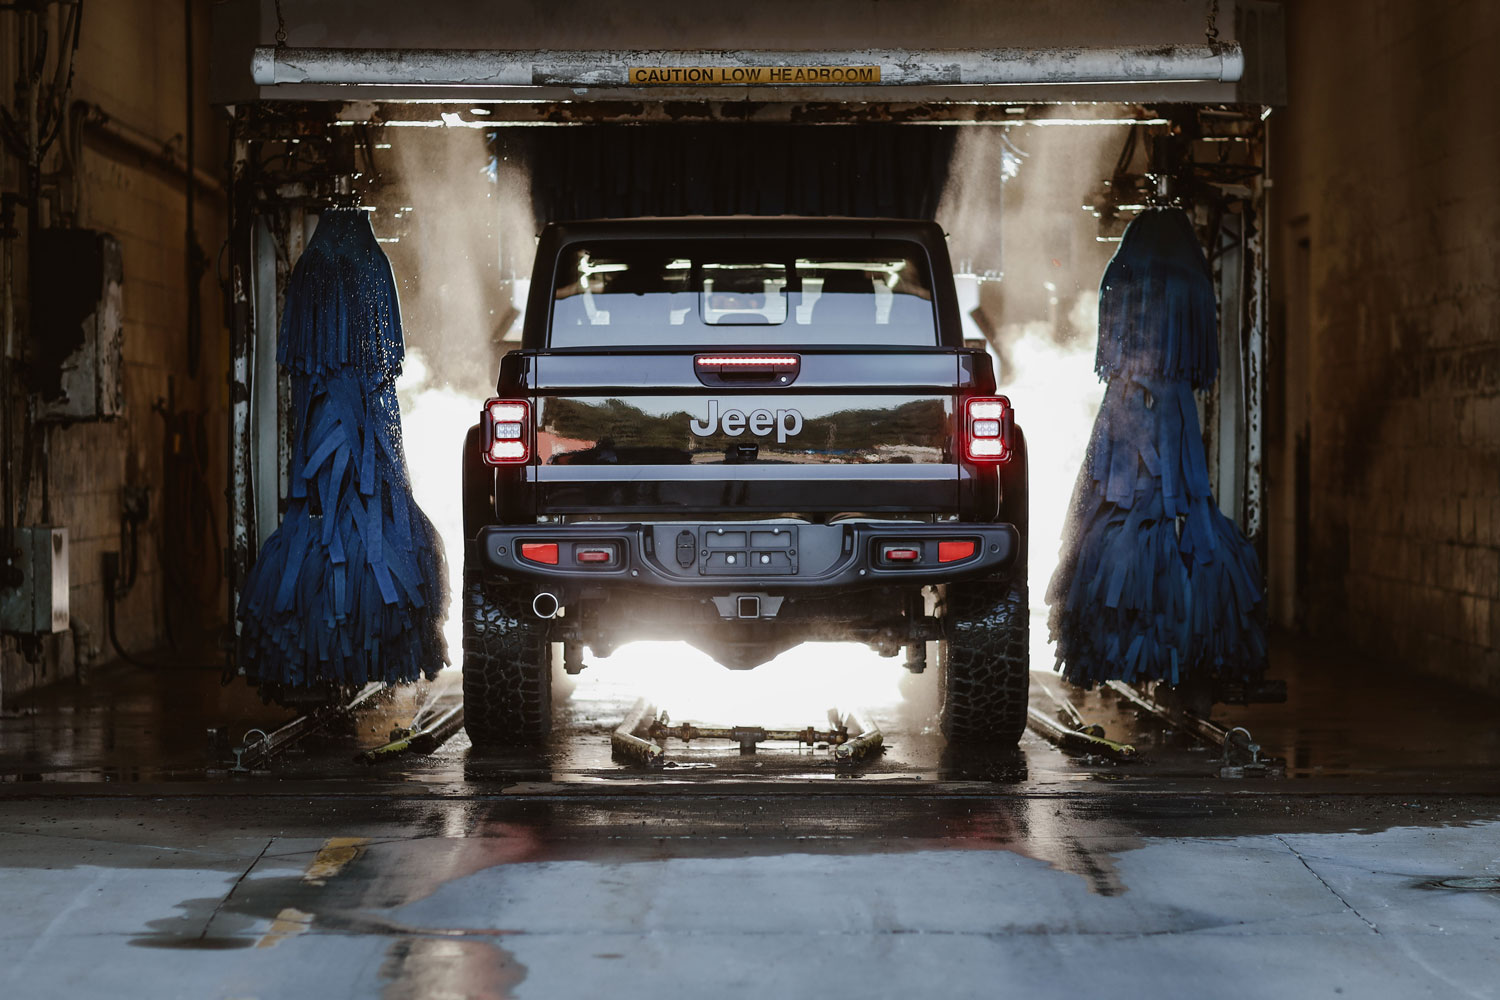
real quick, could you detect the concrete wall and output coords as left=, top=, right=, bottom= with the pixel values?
left=1269, top=0, right=1500, bottom=693
left=1, top=0, right=228, bottom=699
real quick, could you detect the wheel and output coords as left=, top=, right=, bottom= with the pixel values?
left=462, top=565, right=551, bottom=747
left=940, top=578, right=1030, bottom=746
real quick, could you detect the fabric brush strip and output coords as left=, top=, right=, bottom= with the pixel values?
left=238, top=210, right=447, bottom=689
left=1048, top=207, right=1265, bottom=688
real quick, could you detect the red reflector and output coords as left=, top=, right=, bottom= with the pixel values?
left=576, top=548, right=613, bottom=564
left=939, top=540, right=977, bottom=563
left=883, top=547, right=921, bottom=562
left=520, top=542, right=559, bottom=565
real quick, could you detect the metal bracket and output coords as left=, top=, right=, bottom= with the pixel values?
left=229, top=728, right=269, bottom=773
left=1218, top=725, right=1283, bottom=779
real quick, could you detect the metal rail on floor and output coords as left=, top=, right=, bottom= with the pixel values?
left=226, top=682, right=387, bottom=773
left=611, top=699, right=883, bottom=768
left=1105, top=680, right=1283, bottom=778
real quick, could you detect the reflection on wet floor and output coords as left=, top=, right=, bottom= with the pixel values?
left=5, top=635, right=1498, bottom=1000
left=1, top=631, right=1499, bottom=791
left=6, top=785, right=1496, bottom=999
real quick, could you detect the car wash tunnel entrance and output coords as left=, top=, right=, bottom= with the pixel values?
left=2, top=3, right=1499, bottom=998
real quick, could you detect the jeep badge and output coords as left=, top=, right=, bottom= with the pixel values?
left=689, top=400, right=804, bottom=443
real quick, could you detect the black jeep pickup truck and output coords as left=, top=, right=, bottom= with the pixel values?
left=462, top=217, right=1029, bottom=748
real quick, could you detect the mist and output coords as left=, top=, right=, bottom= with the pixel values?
left=378, top=119, right=1133, bottom=689
left=380, top=127, right=534, bottom=659
left=938, top=121, right=1135, bottom=670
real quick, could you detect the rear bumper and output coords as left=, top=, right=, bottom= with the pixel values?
left=475, top=520, right=1019, bottom=591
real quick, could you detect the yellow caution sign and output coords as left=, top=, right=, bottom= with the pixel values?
left=627, top=66, right=881, bottom=85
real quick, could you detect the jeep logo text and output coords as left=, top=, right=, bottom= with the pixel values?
left=689, top=401, right=803, bottom=443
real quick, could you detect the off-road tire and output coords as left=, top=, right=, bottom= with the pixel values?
left=940, top=578, right=1029, bottom=746
left=462, top=566, right=551, bottom=747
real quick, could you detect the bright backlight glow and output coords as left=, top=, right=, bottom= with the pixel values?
left=997, top=305, right=1108, bottom=669
left=568, top=640, right=924, bottom=731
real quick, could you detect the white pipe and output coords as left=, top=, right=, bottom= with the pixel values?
left=251, top=44, right=1243, bottom=88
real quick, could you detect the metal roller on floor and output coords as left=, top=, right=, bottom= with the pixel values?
left=611, top=699, right=883, bottom=769
left=355, top=675, right=466, bottom=763
left=358, top=706, right=466, bottom=763
left=1021, top=674, right=1138, bottom=761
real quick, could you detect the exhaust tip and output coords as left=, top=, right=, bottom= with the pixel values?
left=532, top=592, right=560, bottom=619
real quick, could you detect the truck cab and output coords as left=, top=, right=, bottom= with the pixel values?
left=462, top=218, right=1029, bottom=748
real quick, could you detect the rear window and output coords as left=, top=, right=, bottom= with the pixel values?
left=549, top=239, right=936, bottom=348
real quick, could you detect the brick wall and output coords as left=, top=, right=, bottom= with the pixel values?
left=1270, top=0, right=1500, bottom=693
left=1, top=0, right=227, bottom=698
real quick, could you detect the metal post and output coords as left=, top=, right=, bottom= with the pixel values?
left=226, top=136, right=255, bottom=633
left=1244, top=121, right=1269, bottom=545
left=1214, top=211, right=1247, bottom=524
left=250, top=216, right=279, bottom=551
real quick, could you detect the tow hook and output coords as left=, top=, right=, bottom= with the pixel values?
left=709, top=593, right=784, bottom=620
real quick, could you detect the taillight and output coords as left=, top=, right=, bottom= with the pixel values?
left=964, top=396, right=1011, bottom=463
left=882, top=546, right=921, bottom=562
left=482, top=398, right=530, bottom=465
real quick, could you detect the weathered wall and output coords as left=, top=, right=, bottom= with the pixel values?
left=1, top=0, right=228, bottom=699
left=1269, top=0, right=1500, bottom=692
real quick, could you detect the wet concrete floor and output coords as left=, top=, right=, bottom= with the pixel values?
left=1, top=634, right=1498, bottom=998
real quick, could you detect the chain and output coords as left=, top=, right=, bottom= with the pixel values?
left=1205, top=0, right=1220, bottom=45
left=274, top=0, right=288, bottom=47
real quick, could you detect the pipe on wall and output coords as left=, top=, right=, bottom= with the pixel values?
left=72, top=101, right=224, bottom=197
left=249, top=44, right=1245, bottom=88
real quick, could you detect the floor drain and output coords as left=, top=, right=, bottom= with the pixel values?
left=1428, top=876, right=1500, bottom=891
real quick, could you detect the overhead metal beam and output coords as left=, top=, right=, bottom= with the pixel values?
left=250, top=44, right=1244, bottom=89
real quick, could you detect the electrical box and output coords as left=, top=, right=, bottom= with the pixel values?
left=0, top=526, right=70, bottom=634
left=32, top=229, right=123, bottom=422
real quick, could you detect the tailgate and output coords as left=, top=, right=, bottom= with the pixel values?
left=529, top=351, right=960, bottom=515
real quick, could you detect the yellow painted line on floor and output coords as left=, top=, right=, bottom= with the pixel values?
left=302, top=836, right=368, bottom=885
left=255, top=907, right=313, bottom=949
left=253, top=837, right=367, bottom=948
